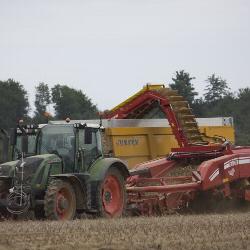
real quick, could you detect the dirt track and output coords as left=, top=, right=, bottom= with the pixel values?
left=0, top=213, right=249, bottom=250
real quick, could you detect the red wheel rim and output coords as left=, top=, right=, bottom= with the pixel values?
left=102, top=175, right=124, bottom=217
left=55, top=188, right=72, bottom=220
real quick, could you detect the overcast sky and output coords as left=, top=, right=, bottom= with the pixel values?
left=0, top=0, right=250, bottom=112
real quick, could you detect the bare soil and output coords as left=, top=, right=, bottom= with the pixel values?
left=0, top=212, right=249, bottom=250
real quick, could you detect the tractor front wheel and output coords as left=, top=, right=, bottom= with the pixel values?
left=44, top=179, right=76, bottom=220
left=97, top=168, right=126, bottom=218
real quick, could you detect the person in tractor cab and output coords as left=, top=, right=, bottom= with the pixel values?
left=38, top=125, right=75, bottom=173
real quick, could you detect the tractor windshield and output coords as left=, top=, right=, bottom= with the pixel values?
left=37, top=125, right=75, bottom=172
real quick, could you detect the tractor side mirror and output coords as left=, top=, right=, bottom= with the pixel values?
left=84, top=127, right=92, bottom=145
left=9, top=128, right=17, bottom=146
left=78, top=147, right=86, bottom=172
left=21, top=135, right=28, bottom=154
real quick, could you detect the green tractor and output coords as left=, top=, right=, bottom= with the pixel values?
left=0, top=121, right=129, bottom=220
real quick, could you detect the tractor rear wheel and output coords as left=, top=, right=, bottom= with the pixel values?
left=96, top=168, right=126, bottom=218
left=44, top=179, right=76, bottom=220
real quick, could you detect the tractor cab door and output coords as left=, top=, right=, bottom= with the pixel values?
left=0, top=128, right=9, bottom=163
left=78, top=128, right=102, bottom=171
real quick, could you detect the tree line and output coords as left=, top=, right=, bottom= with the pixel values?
left=170, top=70, right=250, bottom=145
left=0, top=72, right=249, bottom=145
left=0, top=80, right=98, bottom=129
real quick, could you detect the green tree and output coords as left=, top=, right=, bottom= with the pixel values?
left=170, top=70, right=198, bottom=105
left=192, top=98, right=206, bottom=117
left=34, top=82, right=51, bottom=123
left=0, top=79, right=29, bottom=129
left=204, top=74, right=230, bottom=103
left=51, top=85, right=98, bottom=119
left=233, top=88, right=250, bottom=145
left=194, top=83, right=250, bottom=146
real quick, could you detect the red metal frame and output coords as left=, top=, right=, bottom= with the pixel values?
left=106, top=87, right=250, bottom=215
left=105, top=90, right=189, bottom=147
left=126, top=147, right=250, bottom=215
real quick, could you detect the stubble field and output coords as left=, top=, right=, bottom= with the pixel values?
left=0, top=212, right=249, bottom=250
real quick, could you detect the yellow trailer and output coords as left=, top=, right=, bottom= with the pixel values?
left=103, top=118, right=234, bottom=168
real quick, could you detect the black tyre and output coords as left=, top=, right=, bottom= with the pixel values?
left=96, top=168, right=126, bottom=218
left=34, top=206, right=45, bottom=220
left=44, top=179, right=76, bottom=220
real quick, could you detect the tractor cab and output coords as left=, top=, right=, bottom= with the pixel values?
left=0, top=124, right=42, bottom=164
left=36, top=122, right=103, bottom=173
left=10, top=124, right=42, bottom=160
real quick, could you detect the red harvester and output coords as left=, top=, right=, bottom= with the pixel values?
left=105, top=84, right=250, bottom=215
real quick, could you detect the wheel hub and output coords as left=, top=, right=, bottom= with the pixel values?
left=57, top=195, right=69, bottom=212
left=104, top=191, right=112, bottom=203
left=102, top=174, right=124, bottom=217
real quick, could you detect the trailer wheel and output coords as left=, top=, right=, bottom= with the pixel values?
left=97, top=168, right=126, bottom=218
left=44, top=179, right=76, bottom=220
